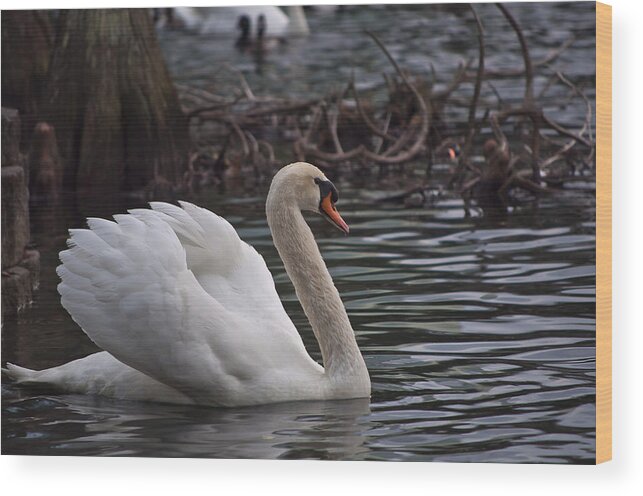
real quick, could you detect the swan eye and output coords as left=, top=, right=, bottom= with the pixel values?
left=315, top=178, right=339, bottom=204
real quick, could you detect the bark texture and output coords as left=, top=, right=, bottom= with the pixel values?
left=1, top=109, right=29, bottom=270
left=42, top=9, right=189, bottom=199
left=1, top=10, right=53, bottom=142
left=28, top=122, right=63, bottom=205
left=1, top=108, right=40, bottom=317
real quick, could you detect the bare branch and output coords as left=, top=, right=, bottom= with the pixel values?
left=365, top=31, right=431, bottom=164
left=496, top=3, right=542, bottom=181
left=349, top=75, right=397, bottom=142
left=465, top=37, right=575, bottom=80
left=450, top=5, right=486, bottom=189
left=373, top=111, right=392, bottom=154
left=326, top=105, right=344, bottom=154
left=222, top=63, right=256, bottom=101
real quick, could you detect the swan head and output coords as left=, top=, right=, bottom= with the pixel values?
left=268, top=162, right=350, bottom=234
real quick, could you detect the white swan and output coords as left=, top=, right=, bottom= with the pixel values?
left=166, top=6, right=309, bottom=37
left=4, top=163, right=371, bottom=407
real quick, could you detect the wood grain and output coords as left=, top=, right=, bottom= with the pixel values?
left=596, top=1, right=612, bottom=465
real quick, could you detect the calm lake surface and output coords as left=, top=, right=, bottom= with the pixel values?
left=2, top=4, right=596, bottom=463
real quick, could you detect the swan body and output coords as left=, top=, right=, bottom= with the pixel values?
left=4, top=163, right=370, bottom=407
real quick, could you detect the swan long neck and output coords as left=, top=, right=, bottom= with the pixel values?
left=266, top=198, right=366, bottom=379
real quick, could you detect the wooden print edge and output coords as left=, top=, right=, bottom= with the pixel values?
left=595, top=1, right=612, bottom=465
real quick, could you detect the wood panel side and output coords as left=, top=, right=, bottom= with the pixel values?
left=595, top=1, right=612, bottom=465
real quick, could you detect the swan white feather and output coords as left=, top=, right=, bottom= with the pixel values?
left=5, top=163, right=370, bottom=407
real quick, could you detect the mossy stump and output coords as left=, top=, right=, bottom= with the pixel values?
left=1, top=108, right=40, bottom=317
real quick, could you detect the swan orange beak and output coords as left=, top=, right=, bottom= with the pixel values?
left=320, top=193, right=350, bottom=235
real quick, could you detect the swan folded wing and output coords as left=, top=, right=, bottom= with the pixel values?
left=57, top=211, right=255, bottom=402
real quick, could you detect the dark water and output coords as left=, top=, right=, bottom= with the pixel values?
left=159, top=2, right=596, bottom=128
left=2, top=4, right=596, bottom=463
left=2, top=186, right=596, bottom=462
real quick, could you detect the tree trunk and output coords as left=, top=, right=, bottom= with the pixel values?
left=1, top=10, right=53, bottom=144
left=42, top=9, right=189, bottom=200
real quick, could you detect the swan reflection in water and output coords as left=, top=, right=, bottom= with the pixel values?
left=3, top=386, right=371, bottom=459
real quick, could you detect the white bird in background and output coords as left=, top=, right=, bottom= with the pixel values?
left=4, top=163, right=371, bottom=407
left=165, top=6, right=310, bottom=37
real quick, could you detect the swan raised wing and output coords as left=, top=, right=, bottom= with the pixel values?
left=6, top=162, right=370, bottom=406
left=147, top=201, right=297, bottom=328
left=57, top=201, right=320, bottom=406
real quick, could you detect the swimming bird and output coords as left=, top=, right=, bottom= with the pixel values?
left=3, top=163, right=371, bottom=407
left=168, top=6, right=309, bottom=37
left=235, top=14, right=286, bottom=53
